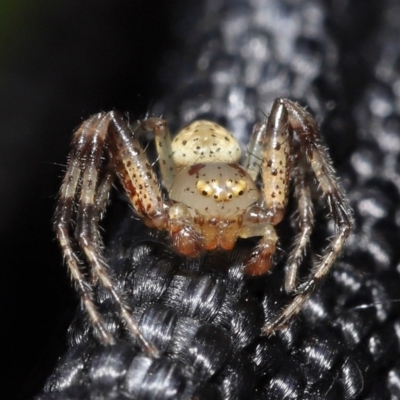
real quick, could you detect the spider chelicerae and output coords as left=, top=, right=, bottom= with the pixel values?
left=55, top=98, right=354, bottom=358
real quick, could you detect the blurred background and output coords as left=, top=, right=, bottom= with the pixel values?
left=0, top=1, right=187, bottom=397
left=1, top=0, right=390, bottom=398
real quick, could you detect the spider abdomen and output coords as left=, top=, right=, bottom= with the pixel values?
left=171, top=120, right=242, bottom=166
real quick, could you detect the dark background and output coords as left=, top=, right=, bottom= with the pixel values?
left=0, top=2, right=185, bottom=398
left=0, top=1, right=388, bottom=399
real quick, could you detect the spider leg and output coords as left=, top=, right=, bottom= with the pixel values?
left=109, top=113, right=201, bottom=256
left=140, top=117, right=177, bottom=190
left=284, top=149, right=314, bottom=293
left=244, top=100, right=293, bottom=276
left=85, top=112, right=165, bottom=356
left=94, top=161, right=115, bottom=220
left=244, top=120, right=268, bottom=180
left=260, top=100, right=293, bottom=225
left=55, top=114, right=115, bottom=345
left=56, top=112, right=163, bottom=357
left=106, top=112, right=168, bottom=230
left=86, top=161, right=115, bottom=286
left=263, top=99, right=354, bottom=334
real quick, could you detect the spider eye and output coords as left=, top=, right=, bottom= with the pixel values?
left=231, top=180, right=247, bottom=197
left=225, top=179, right=234, bottom=188
left=228, top=194, right=233, bottom=199
left=196, top=180, right=214, bottom=197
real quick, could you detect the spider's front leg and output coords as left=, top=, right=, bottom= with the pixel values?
left=55, top=115, right=115, bottom=345
left=242, top=98, right=292, bottom=275
left=262, top=99, right=354, bottom=334
left=55, top=111, right=171, bottom=357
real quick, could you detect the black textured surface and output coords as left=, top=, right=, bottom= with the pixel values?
left=6, top=0, right=400, bottom=399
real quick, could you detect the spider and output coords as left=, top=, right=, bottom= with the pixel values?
left=55, top=98, right=354, bottom=358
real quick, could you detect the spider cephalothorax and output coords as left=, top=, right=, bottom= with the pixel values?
left=55, top=98, right=353, bottom=357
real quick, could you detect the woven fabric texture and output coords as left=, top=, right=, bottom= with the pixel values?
left=37, top=0, right=400, bottom=399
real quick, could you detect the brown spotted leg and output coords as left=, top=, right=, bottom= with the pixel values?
left=263, top=99, right=354, bottom=334
left=243, top=100, right=292, bottom=275
left=107, top=113, right=168, bottom=230
left=106, top=112, right=205, bottom=259
left=79, top=111, right=168, bottom=356
left=55, top=114, right=115, bottom=345
left=56, top=112, right=169, bottom=357
left=284, top=149, right=314, bottom=293
left=245, top=105, right=314, bottom=287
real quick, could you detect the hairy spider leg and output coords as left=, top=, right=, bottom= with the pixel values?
left=244, top=101, right=315, bottom=290
left=106, top=112, right=167, bottom=229
left=112, top=115, right=201, bottom=256
left=242, top=99, right=293, bottom=275
left=56, top=112, right=162, bottom=357
left=263, top=98, right=354, bottom=334
left=94, top=161, right=115, bottom=222
left=284, top=148, right=314, bottom=293
left=85, top=160, right=115, bottom=286
left=55, top=116, right=114, bottom=345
